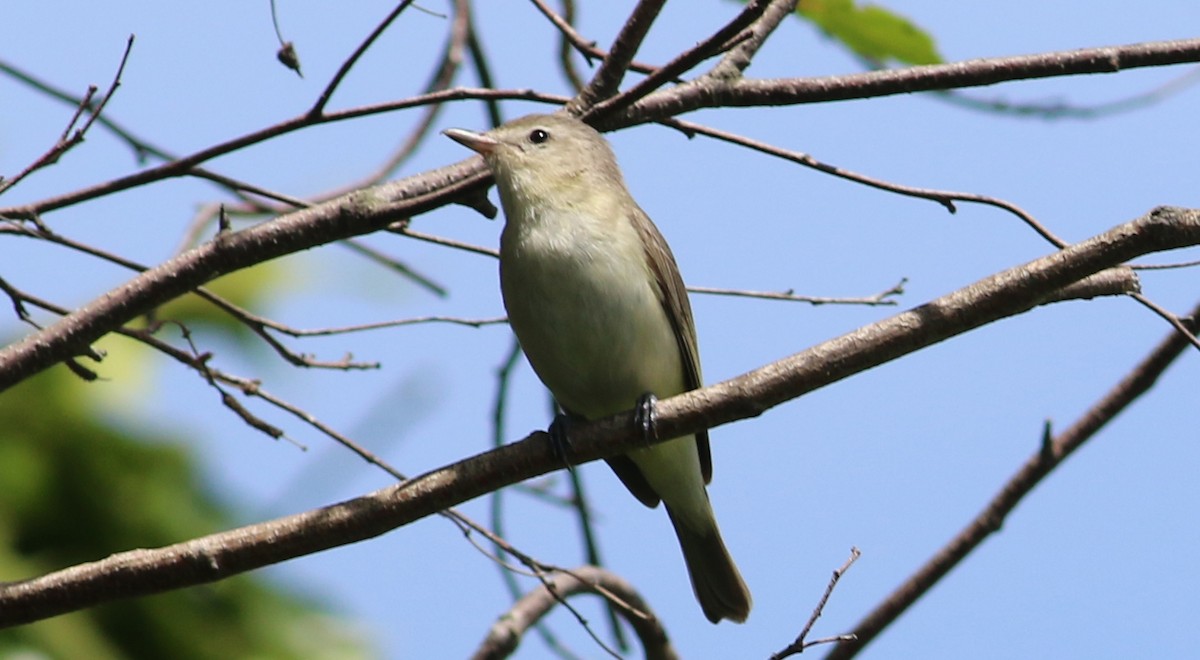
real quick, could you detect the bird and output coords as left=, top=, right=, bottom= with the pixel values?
left=445, top=113, right=751, bottom=623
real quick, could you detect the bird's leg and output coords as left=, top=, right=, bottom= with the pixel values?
left=634, top=392, right=660, bottom=446
left=548, top=413, right=576, bottom=472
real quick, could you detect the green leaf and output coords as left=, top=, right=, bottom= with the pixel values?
left=797, top=0, right=943, bottom=65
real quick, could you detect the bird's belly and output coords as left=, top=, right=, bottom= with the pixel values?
left=501, top=243, right=685, bottom=420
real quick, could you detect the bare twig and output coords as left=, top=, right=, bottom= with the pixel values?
left=662, top=116, right=1068, bottom=247
left=309, top=0, right=417, bottom=117
left=390, top=220, right=501, bottom=257
left=584, top=0, right=771, bottom=124
left=527, top=0, right=665, bottom=83
left=710, top=0, right=798, bottom=78
left=0, top=86, right=567, bottom=219
left=340, top=238, right=448, bottom=297
left=1131, top=257, right=1200, bottom=270
left=0, top=57, right=165, bottom=164
left=0, top=57, right=361, bottom=211
left=0, top=275, right=37, bottom=326
left=824, top=298, right=1200, bottom=659
left=689, top=279, right=905, bottom=306
left=464, top=5, right=505, bottom=129
left=934, top=64, right=1200, bottom=119
left=567, top=0, right=668, bottom=114
left=553, top=0, right=586, bottom=91
left=0, top=35, right=133, bottom=195
left=4, top=40, right=1197, bottom=221
left=3, top=220, right=385, bottom=370
left=470, top=566, right=676, bottom=660
left=317, top=0, right=473, bottom=198
left=1129, top=292, right=1200, bottom=351
left=771, top=548, right=861, bottom=660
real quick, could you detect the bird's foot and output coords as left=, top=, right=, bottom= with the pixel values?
left=634, top=392, right=659, bottom=446
left=548, top=413, right=575, bottom=472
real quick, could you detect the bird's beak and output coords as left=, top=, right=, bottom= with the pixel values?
left=443, top=128, right=499, bottom=156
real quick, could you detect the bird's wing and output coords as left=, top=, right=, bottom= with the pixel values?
left=629, top=206, right=713, bottom=484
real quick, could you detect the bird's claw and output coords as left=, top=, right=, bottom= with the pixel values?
left=548, top=413, right=575, bottom=472
left=635, top=392, right=659, bottom=446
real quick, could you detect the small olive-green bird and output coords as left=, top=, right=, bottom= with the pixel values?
left=445, top=113, right=751, bottom=623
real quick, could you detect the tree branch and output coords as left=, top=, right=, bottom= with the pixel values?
left=623, top=38, right=1200, bottom=122
left=2, top=206, right=1196, bottom=626
left=0, top=162, right=491, bottom=390
left=470, top=565, right=677, bottom=660
left=824, top=295, right=1200, bottom=660
left=567, top=0, right=667, bottom=113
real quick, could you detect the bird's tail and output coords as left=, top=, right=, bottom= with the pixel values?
left=665, top=504, right=752, bottom=624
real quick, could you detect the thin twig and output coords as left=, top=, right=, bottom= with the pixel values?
left=567, top=0, right=668, bottom=114
left=464, top=5, right=505, bottom=130
left=316, top=0, right=472, bottom=197
left=527, top=0, right=665, bottom=82
left=0, top=57, right=165, bottom=164
left=824, top=298, right=1200, bottom=659
left=3, top=220, right=382, bottom=369
left=309, top=0, right=416, bottom=117
left=390, top=221, right=501, bottom=257
left=0, top=86, right=568, bottom=219
left=1131, top=257, right=1200, bottom=270
left=662, top=116, right=1068, bottom=248
left=340, top=238, right=448, bottom=297
left=710, top=0, right=798, bottom=78
left=1129, top=292, right=1200, bottom=351
left=0, top=36, right=134, bottom=195
left=585, top=0, right=770, bottom=124
left=770, top=547, right=861, bottom=660
left=934, top=64, right=1200, bottom=119
left=471, top=566, right=675, bottom=660
left=554, top=0, right=586, bottom=91
left=689, top=279, right=905, bottom=306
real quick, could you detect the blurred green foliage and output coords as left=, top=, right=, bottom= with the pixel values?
left=0, top=369, right=372, bottom=660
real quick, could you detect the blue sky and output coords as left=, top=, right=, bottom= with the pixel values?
left=3, top=2, right=1200, bottom=658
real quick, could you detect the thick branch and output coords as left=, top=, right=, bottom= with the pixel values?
left=1, top=207, right=1196, bottom=626
left=627, top=38, right=1200, bottom=121
left=0, top=163, right=491, bottom=391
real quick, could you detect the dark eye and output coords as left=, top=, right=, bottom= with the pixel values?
left=528, top=129, right=550, bottom=144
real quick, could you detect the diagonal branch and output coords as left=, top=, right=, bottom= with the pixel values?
left=824, top=295, right=1200, bottom=660
left=0, top=35, right=133, bottom=196
left=309, top=0, right=416, bottom=117
left=583, top=0, right=772, bottom=124
left=567, top=0, right=667, bottom=113
left=0, top=161, right=493, bottom=390
left=1, top=206, right=1195, bottom=626
left=0, top=87, right=566, bottom=219
left=709, top=0, right=798, bottom=78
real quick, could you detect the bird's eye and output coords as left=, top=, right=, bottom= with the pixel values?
left=528, top=129, right=550, bottom=144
